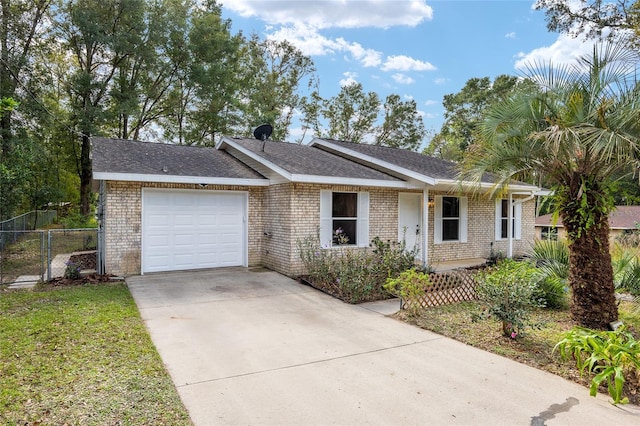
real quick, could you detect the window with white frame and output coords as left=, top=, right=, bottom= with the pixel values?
left=434, top=195, right=467, bottom=243
left=320, top=191, right=369, bottom=247
left=495, top=199, right=522, bottom=240
left=540, top=226, right=558, bottom=241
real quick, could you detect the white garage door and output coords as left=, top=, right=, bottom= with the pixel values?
left=142, top=189, right=247, bottom=273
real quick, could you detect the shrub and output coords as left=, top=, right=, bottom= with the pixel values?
left=64, top=260, right=81, bottom=279
left=472, top=259, right=544, bottom=338
left=612, top=244, right=640, bottom=296
left=58, top=212, right=97, bottom=229
left=384, top=268, right=431, bottom=316
left=530, top=239, right=569, bottom=309
left=555, top=326, right=640, bottom=404
left=297, top=233, right=419, bottom=303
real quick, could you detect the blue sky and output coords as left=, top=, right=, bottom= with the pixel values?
left=220, top=0, right=599, bottom=142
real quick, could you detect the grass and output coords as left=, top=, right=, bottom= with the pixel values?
left=0, top=283, right=192, bottom=425
left=396, top=299, right=640, bottom=405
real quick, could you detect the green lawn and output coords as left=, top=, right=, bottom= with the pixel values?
left=0, top=283, right=191, bottom=425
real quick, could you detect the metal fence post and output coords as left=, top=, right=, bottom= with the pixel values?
left=40, top=231, right=45, bottom=281
left=47, top=230, right=52, bottom=281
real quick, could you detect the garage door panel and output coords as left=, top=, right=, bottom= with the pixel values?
left=142, top=190, right=246, bottom=273
left=174, top=215, right=195, bottom=226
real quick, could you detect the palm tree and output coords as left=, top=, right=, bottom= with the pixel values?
left=460, top=43, right=640, bottom=329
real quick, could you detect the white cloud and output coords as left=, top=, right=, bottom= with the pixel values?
left=505, top=32, right=516, bottom=39
left=336, top=38, right=383, bottom=67
left=222, top=0, right=433, bottom=29
left=433, top=77, right=448, bottom=85
left=339, top=71, right=359, bottom=87
left=382, top=55, right=436, bottom=72
left=514, top=33, right=596, bottom=70
left=392, top=73, right=415, bottom=84
left=424, top=99, right=438, bottom=106
left=267, top=25, right=382, bottom=67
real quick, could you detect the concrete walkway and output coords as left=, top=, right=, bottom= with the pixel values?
left=8, top=253, right=71, bottom=289
left=127, top=268, right=640, bottom=425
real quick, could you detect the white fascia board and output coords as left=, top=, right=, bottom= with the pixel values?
left=92, top=171, right=270, bottom=186
left=309, top=138, right=437, bottom=186
left=435, top=179, right=544, bottom=195
left=290, top=174, right=420, bottom=189
left=218, top=136, right=293, bottom=181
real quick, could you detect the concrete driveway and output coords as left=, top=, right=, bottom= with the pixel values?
left=126, top=268, right=640, bottom=425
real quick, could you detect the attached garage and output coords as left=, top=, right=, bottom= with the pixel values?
left=142, top=189, right=247, bottom=273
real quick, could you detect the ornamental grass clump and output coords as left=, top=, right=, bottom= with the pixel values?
left=472, top=258, right=544, bottom=338
left=554, top=326, right=640, bottom=404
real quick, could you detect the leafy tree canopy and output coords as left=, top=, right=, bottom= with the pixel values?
left=300, top=83, right=426, bottom=151
left=424, top=75, right=525, bottom=162
left=535, top=0, right=640, bottom=48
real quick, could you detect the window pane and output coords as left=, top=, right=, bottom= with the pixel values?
left=333, top=219, right=357, bottom=245
left=501, top=199, right=509, bottom=218
left=332, top=192, right=357, bottom=218
left=442, top=219, right=459, bottom=241
left=500, top=200, right=515, bottom=239
left=442, top=197, right=459, bottom=218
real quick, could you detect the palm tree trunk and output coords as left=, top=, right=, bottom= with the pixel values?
left=565, top=215, right=618, bottom=329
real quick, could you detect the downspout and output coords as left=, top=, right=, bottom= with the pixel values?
left=423, top=188, right=429, bottom=267
left=508, top=193, right=513, bottom=258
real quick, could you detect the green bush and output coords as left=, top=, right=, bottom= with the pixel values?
left=612, top=245, right=640, bottom=296
left=530, top=239, right=569, bottom=309
left=58, top=212, right=97, bottom=229
left=64, top=260, right=81, bottom=279
left=472, top=259, right=544, bottom=338
left=555, top=326, right=640, bottom=404
left=384, top=268, right=431, bottom=316
left=297, top=234, right=419, bottom=303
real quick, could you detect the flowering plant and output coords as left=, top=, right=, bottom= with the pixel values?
left=332, top=227, right=350, bottom=245
left=64, top=260, right=81, bottom=279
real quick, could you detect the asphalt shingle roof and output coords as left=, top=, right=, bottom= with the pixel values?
left=91, top=137, right=266, bottom=180
left=317, top=138, right=460, bottom=180
left=536, top=206, right=640, bottom=229
left=229, top=138, right=402, bottom=181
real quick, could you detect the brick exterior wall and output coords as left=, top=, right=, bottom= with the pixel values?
left=260, top=184, right=401, bottom=276
left=427, top=192, right=535, bottom=264
left=102, top=180, right=537, bottom=277
left=102, top=181, right=265, bottom=276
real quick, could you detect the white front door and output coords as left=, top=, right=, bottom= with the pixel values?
left=398, top=193, right=422, bottom=255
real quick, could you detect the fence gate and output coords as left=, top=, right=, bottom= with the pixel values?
left=1, top=228, right=102, bottom=287
left=0, top=231, right=46, bottom=287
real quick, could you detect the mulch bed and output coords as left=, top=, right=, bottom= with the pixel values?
left=69, top=251, right=97, bottom=270
left=45, top=274, right=117, bottom=287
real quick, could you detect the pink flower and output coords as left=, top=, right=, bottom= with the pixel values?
left=511, top=331, right=517, bottom=339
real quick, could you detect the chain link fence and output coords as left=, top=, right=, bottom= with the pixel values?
left=0, top=210, right=57, bottom=251
left=1, top=228, right=101, bottom=286
left=0, top=231, right=46, bottom=286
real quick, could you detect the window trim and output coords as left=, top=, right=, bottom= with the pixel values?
left=320, top=190, right=369, bottom=248
left=434, top=195, right=467, bottom=244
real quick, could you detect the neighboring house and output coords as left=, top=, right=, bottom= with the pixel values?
left=91, top=136, right=545, bottom=277
left=535, top=206, right=640, bottom=243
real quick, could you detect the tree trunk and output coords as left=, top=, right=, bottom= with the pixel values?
left=566, top=216, right=618, bottom=329
left=79, top=133, right=92, bottom=217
